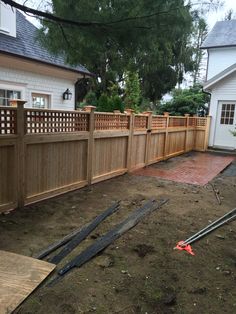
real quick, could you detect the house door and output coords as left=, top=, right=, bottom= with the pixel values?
left=214, top=102, right=236, bottom=149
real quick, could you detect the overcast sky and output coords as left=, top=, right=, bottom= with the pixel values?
left=16, top=0, right=236, bottom=31
left=207, top=0, right=236, bottom=29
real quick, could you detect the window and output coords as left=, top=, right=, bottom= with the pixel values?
left=0, top=89, right=21, bottom=106
left=220, top=103, right=235, bottom=125
left=32, top=93, right=50, bottom=109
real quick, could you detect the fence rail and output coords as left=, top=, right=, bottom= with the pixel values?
left=0, top=102, right=211, bottom=213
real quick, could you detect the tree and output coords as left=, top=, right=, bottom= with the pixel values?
left=4, top=0, right=222, bottom=106
left=124, top=71, right=141, bottom=111
left=36, top=0, right=193, bottom=101
left=157, top=84, right=209, bottom=116
left=191, top=15, right=208, bottom=84
left=225, top=9, right=234, bottom=20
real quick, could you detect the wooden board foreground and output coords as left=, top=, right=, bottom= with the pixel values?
left=0, top=250, right=55, bottom=314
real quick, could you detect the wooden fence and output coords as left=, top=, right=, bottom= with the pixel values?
left=0, top=102, right=211, bottom=213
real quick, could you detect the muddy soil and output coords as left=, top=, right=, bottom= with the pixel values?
left=0, top=153, right=236, bottom=314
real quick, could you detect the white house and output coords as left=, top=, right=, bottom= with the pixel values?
left=0, top=1, right=92, bottom=110
left=202, top=20, right=236, bottom=150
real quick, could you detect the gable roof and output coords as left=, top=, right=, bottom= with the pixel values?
left=203, top=63, right=236, bottom=90
left=0, top=11, right=91, bottom=76
left=201, top=20, right=236, bottom=49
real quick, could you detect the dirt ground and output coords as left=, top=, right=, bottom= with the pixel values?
left=1, top=152, right=236, bottom=314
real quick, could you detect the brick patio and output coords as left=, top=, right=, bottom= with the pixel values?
left=133, top=152, right=235, bottom=186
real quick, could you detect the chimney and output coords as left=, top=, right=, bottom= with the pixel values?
left=0, top=1, right=16, bottom=37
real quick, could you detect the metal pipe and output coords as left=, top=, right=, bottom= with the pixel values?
left=183, top=207, right=236, bottom=245
left=186, top=213, right=236, bottom=245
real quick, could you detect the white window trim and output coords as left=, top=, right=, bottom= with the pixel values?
left=0, top=81, right=26, bottom=100
left=0, top=82, right=26, bottom=107
left=30, top=90, right=53, bottom=109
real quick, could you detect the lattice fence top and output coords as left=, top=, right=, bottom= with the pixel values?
left=95, top=113, right=129, bottom=130
left=25, top=109, right=89, bottom=134
left=152, top=116, right=167, bottom=129
left=169, top=117, right=187, bottom=127
left=196, top=117, right=207, bottom=127
left=0, top=106, right=209, bottom=135
left=134, top=115, right=148, bottom=130
left=188, top=117, right=197, bottom=127
left=0, top=107, right=17, bottom=135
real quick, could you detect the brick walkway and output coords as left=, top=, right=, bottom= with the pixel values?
left=133, top=153, right=235, bottom=186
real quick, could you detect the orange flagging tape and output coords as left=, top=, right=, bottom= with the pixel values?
left=175, top=241, right=195, bottom=255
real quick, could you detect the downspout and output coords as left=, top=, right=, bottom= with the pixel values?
left=202, top=87, right=211, bottom=116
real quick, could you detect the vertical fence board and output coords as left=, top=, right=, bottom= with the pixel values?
left=195, top=130, right=206, bottom=151
left=166, top=131, right=186, bottom=157
left=25, top=140, right=88, bottom=201
left=186, top=130, right=196, bottom=151
left=131, top=134, right=146, bottom=169
left=0, top=104, right=211, bottom=212
left=149, top=133, right=165, bottom=162
left=0, top=144, right=17, bottom=212
left=93, top=137, right=128, bottom=179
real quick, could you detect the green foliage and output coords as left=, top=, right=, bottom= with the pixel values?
left=96, top=93, right=124, bottom=113
left=112, top=95, right=124, bottom=113
left=84, top=91, right=97, bottom=107
left=124, top=71, right=141, bottom=111
left=157, top=84, right=209, bottom=116
left=97, top=94, right=112, bottom=112
left=38, top=0, right=195, bottom=103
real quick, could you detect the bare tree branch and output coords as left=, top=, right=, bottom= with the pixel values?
left=2, top=0, right=183, bottom=29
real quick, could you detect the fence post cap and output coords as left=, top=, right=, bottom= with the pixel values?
left=143, top=111, right=153, bottom=116
left=83, top=105, right=96, bottom=112
left=163, top=112, right=169, bottom=116
left=113, top=110, right=121, bottom=114
left=184, top=114, right=190, bottom=117
left=9, top=99, right=27, bottom=107
left=125, top=109, right=135, bottom=115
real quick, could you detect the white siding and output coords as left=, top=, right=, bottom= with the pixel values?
left=0, top=2, right=16, bottom=37
left=0, top=66, right=75, bottom=110
left=207, top=47, right=236, bottom=80
left=208, top=71, right=236, bottom=147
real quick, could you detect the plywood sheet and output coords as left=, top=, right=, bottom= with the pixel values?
left=0, top=250, right=55, bottom=314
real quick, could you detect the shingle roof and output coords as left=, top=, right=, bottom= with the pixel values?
left=201, top=20, right=236, bottom=49
left=0, top=11, right=91, bottom=76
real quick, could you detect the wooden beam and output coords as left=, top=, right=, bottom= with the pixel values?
left=56, top=199, right=168, bottom=278
left=49, top=201, right=120, bottom=264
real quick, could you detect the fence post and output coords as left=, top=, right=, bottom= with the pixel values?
left=11, top=100, right=27, bottom=209
left=204, top=116, right=211, bottom=151
left=184, top=114, right=190, bottom=152
left=143, top=111, right=152, bottom=166
left=163, top=112, right=169, bottom=159
left=126, top=109, right=134, bottom=172
left=84, top=106, right=96, bottom=186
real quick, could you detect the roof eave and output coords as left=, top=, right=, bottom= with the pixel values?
left=203, top=66, right=236, bottom=90
left=0, top=50, right=94, bottom=77
left=200, top=44, right=236, bottom=50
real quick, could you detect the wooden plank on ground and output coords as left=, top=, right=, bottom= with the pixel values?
left=0, top=250, right=55, bottom=314
left=50, top=201, right=120, bottom=264
left=55, top=199, right=168, bottom=280
left=35, top=223, right=89, bottom=260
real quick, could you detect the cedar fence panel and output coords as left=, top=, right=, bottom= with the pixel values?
left=0, top=103, right=211, bottom=213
